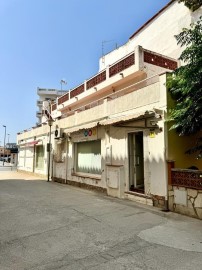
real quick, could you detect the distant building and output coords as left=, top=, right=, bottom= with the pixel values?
left=36, top=87, right=67, bottom=124
left=6, top=143, right=18, bottom=165
left=0, top=143, right=18, bottom=164
left=0, top=147, right=11, bottom=158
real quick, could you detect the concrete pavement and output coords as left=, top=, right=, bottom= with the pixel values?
left=0, top=171, right=202, bottom=270
left=0, top=170, right=44, bottom=180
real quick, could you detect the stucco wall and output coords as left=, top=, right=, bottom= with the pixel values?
left=17, top=135, right=51, bottom=176
left=169, top=185, right=202, bottom=219
left=60, top=127, right=107, bottom=190
left=109, top=120, right=167, bottom=198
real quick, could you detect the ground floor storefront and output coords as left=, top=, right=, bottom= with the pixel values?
left=17, top=121, right=202, bottom=220
left=18, top=112, right=169, bottom=209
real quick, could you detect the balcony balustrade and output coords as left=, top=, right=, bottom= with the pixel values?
left=143, top=49, right=177, bottom=70
left=171, top=169, right=202, bottom=190
left=35, top=47, right=178, bottom=123
left=52, top=103, right=57, bottom=111
left=70, top=84, right=85, bottom=98
left=109, top=54, right=135, bottom=77
left=86, top=71, right=106, bottom=90
left=58, top=93, right=69, bottom=105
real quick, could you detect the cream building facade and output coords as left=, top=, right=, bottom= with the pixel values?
left=17, top=1, right=202, bottom=212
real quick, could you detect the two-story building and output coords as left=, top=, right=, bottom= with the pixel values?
left=17, top=0, right=202, bottom=216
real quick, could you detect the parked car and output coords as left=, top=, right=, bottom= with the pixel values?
left=0, top=157, right=11, bottom=162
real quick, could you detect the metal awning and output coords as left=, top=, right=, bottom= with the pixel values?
left=99, top=110, right=158, bottom=126
left=18, top=140, right=42, bottom=148
left=27, top=140, right=40, bottom=146
left=64, top=121, right=99, bottom=134
left=63, top=110, right=161, bottom=134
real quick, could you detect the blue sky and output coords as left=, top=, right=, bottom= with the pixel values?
left=0, top=0, right=170, bottom=144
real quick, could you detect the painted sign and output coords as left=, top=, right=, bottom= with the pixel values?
left=83, top=129, right=97, bottom=137
left=73, top=128, right=98, bottom=142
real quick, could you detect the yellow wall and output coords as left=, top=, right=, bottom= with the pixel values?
left=167, top=83, right=202, bottom=170
left=168, top=129, right=202, bottom=169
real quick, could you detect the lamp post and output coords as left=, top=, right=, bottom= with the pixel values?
left=3, top=125, right=6, bottom=166
left=47, top=119, right=54, bottom=182
left=7, top=134, right=10, bottom=162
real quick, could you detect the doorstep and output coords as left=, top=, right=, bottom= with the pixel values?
left=124, top=191, right=153, bottom=206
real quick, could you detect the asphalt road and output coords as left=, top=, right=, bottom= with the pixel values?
left=0, top=172, right=202, bottom=270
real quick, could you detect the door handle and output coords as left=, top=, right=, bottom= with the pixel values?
left=135, top=155, right=140, bottom=166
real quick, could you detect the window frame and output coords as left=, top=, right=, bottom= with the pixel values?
left=74, top=139, right=102, bottom=177
left=35, top=145, right=44, bottom=169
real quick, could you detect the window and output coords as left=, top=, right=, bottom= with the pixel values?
left=36, top=145, right=44, bottom=169
left=75, top=140, right=101, bottom=175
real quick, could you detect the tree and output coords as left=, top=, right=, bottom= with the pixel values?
left=167, top=17, right=202, bottom=136
left=178, top=0, right=202, bottom=11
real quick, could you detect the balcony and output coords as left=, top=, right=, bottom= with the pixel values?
left=58, top=75, right=161, bottom=126
left=56, top=46, right=177, bottom=116
left=36, top=111, right=42, bottom=118
left=37, top=88, right=67, bottom=96
left=37, top=100, right=43, bottom=107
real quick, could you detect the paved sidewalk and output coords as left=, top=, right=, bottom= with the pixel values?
left=0, top=172, right=202, bottom=269
left=0, top=170, right=46, bottom=180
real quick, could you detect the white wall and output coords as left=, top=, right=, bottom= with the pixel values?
left=17, top=135, right=50, bottom=176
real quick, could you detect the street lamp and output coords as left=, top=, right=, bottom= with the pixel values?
left=7, top=134, right=10, bottom=163
left=3, top=125, right=6, bottom=166
left=47, top=118, right=54, bottom=182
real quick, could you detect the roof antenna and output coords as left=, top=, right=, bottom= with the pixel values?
left=60, top=79, right=67, bottom=90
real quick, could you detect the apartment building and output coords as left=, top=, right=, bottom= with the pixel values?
left=36, top=87, right=67, bottom=124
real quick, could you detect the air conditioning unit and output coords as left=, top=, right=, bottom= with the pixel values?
left=54, top=128, right=64, bottom=139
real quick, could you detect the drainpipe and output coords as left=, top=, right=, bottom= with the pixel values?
left=65, top=136, right=68, bottom=184
left=163, top=154, right=169, bottom=211
left=33, top=145, right=36, bottom=173
left=51, top=149, right=54, bottom=181
left=162, top=111, right=169, bottom=212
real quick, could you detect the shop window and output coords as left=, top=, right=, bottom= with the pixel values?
left=36, top=145, right=44, bottom=169
left=75, top=140, right=101, bottom=175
